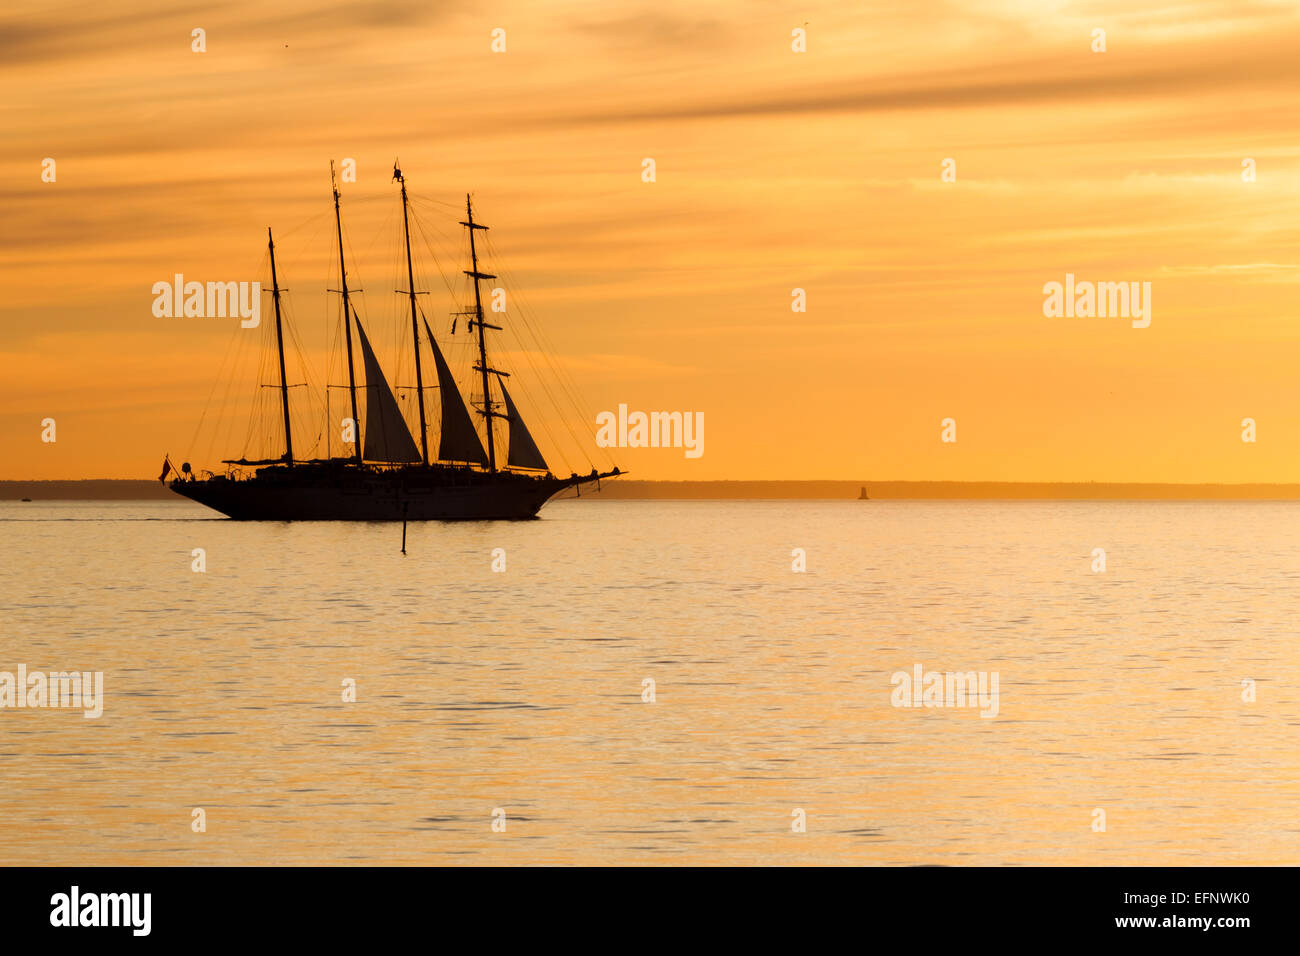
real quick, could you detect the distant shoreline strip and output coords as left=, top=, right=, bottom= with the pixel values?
left=6, top=479, right=1300, bottom=501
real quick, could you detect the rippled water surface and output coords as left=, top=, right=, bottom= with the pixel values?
left=1, top=498, right=1297, bottom=864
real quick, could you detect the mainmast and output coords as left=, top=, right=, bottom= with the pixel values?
left=394, top=163, right=429, bottom=465
left=267, top=227, right=294, bottom=467
left=331, top=161, right=362, bottom=462
left=462, top=194, right=503, bottom=472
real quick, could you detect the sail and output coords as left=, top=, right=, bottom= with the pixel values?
left=354, top=318, right=422, bottom=463
left=423, top=319, right=488, bottom=466
left=498, top=380, right=549, bottom=471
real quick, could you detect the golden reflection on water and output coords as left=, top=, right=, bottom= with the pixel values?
left=1, top=499, right=1296, bottom=864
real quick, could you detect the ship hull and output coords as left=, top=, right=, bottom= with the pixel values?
left=168, top=463, right=592, bottom=521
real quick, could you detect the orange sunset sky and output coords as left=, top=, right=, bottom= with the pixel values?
left=4, top=0, right=1300, bottom=482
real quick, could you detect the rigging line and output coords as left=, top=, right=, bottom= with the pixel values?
left=409, top=200, right=466, bottom=255
left=274, top=270, right=327, bottom=457
left=409, top=194, right=466, bottom=213
left=343, top=203, right=394, bottom=304
left=385, top=211, right=409, bottom=393
left=325, top=238, right=341, bottom=402
left=406, top=203, right=460, bottom=300
left=246, top=318, right=277, bottom=460
left=409, top=192, right=463, bottom=206
left=186, top=309, right=244, bottom=460
left=283, top=337, right=322, bottom=458
left=252, top=273, right=289, bottom=462
left=487, top=327, right=591, bottom=472
left=346, top=209, right=399, bottom=408
left=496, top=268, right=602, bottom=441
left=324, top=304, right=357, bottom=443
left=397, top=207, right=444, bottom=452
left=481, top=237, right=604, bottom=468
left=470, top=230, right=592, bottom=467
left=507, top=295, right=613, bottom=469
left=242, top=337, right=266, bottom=460
left=478, top=231, right=599, bottom=424
left=501, top=359, right=569, bottom=473
left=189, top=245, right=268, bottom=461
left=343, top=203, right=398, bottom=331
left=466, top=261, right=583, bottom=468
left=329, top=192, right=387, bottom=209
left=273, top=208, right=333, bottom=244
left=282, top=300, right=324, bottom=415
left=414, top=296, right=477, bottom=456
left=221, top=252, right=274, bottom=466
left=503, top=331, right=589, bottom=472
left=208, top=330, right=248, bottom=468
left=275, top=217, right=334, bottom=300
left=234, top=323, right=266, bottom=463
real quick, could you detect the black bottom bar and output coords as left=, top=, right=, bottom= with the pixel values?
left=0, top=866, right=1280, bottom=943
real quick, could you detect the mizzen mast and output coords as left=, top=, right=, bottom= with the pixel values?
left=330, top=161, right=362, bottom=462
left=462, top=194, right=504, bottom=473
left=267, top=227, right=294, bottom=467
left=394, top=162, right=430, bottom=465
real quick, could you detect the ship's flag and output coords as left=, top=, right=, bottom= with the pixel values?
left=159, top=458, right=172, bottom=482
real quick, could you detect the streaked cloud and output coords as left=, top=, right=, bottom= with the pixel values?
left=5, top=0, right=1300, bottom=480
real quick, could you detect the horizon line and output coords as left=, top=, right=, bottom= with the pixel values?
left=9, top=478, right=1300, bottom=487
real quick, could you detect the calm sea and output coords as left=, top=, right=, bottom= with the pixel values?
left=1, top=498, right=1296, bottom=865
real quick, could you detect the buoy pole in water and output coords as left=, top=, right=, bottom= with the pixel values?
left=401, top=501, right=409, bottom=554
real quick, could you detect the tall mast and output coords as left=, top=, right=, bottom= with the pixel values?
left=462, top=194, right=500, bottom=472
left=267, top=227, right=294, bottom=467
left=331, top=161, right=362, bottom=462
left=394, top=163, right=429, bottom=465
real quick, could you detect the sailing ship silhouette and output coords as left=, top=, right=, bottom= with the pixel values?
left=165, top=163, right=620, bottom=520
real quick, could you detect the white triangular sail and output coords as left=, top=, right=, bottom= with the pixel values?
left=355, top=318, right=422, bottom=463
left=499, top=379, right=548, bottom=471
left=423, top=319, right=488, bottom=466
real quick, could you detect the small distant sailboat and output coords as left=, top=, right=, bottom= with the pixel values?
left=165, top=162, right=620, bottom=521
left=858, top=486, right=869, bottom=500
